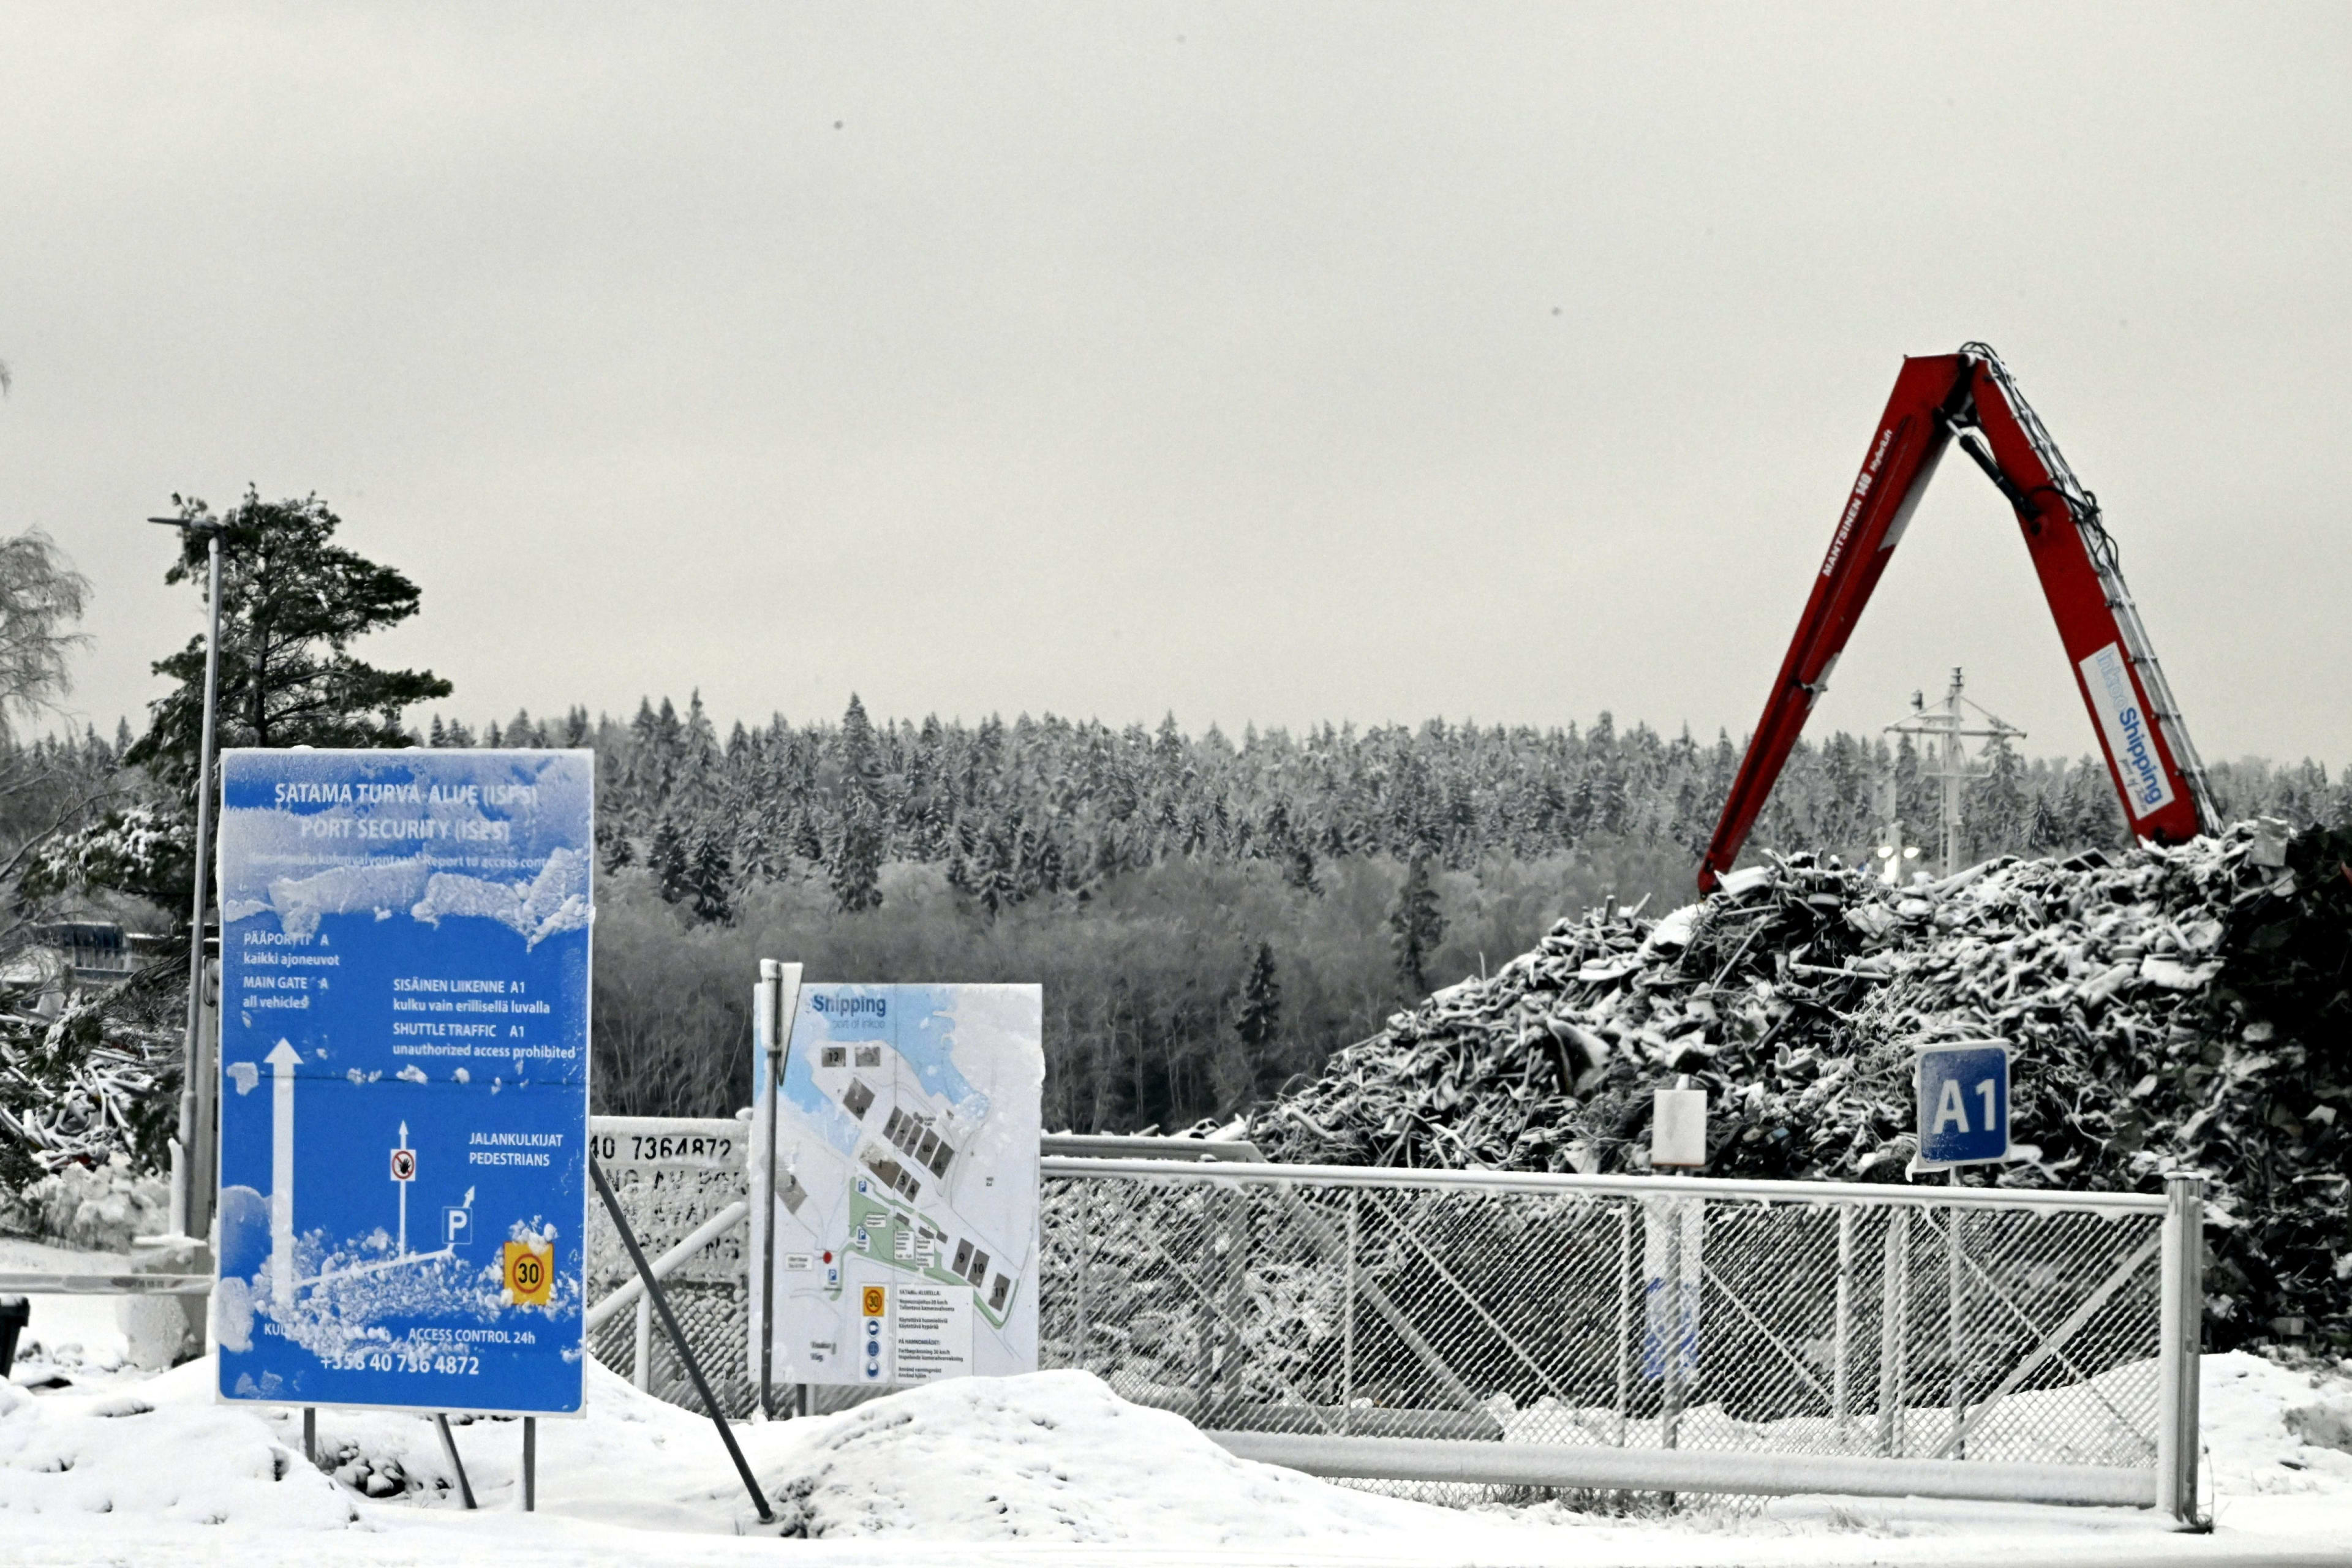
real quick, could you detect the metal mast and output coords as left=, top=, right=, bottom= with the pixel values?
left=1884, top=669, right=2025, bottom=878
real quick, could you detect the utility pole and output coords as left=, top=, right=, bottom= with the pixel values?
left=151, top=511, right=227, bottom=1243
left=1883, top=669, right=2024, bottom=878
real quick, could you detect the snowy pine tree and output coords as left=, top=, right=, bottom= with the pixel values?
left=1389, top=854, right=1446, bottom=997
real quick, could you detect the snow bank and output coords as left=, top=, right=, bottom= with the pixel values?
left=6, top=1349, right=2352, bottom=1562
left=0, top=1360, right=353, bottom=1529
left=0, top=1355, right=1474, bottom=1548
left=755, top=1366, right=1446, bottom=1542
left=2201, top=1351, right=2352, bottom=1505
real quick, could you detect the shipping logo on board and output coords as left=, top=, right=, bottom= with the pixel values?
left=2079, top=643, right=2174, bottom=820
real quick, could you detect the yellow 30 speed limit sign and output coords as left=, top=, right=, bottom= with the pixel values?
left=503, top=1239, right=554, bottom=1306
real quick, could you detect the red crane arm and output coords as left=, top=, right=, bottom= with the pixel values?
left=1695, top=345, right=2216, bottom=892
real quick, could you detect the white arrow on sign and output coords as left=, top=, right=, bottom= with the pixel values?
left=266, top=1038, right=302, bottom=1312
left=395, top=1120, right=412, bottom=1256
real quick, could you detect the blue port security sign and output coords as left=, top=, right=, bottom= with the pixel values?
left=212, top=748, right=593, bottom=1415
left=1914, top=1041, right=2013, bottom=1169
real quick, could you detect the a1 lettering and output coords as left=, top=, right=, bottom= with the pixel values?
left=1933, top=1076, right=1969, bottom=1135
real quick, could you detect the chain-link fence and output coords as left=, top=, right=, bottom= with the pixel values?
left=581, top=1117, right=2198, bottom=1518
left=1038, top=1158, right=2198, bottom=1515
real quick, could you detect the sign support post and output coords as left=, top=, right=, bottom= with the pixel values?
left=1948, top=1167, right=1966, bottom=1459
left=1913, top=1039, right=2015, bottom=1466
left=592, top=1158, right=773, bottom=1523
left=755, top=960, right=803, bottom=1421
left=432, top=1414, right=476, bottom=1509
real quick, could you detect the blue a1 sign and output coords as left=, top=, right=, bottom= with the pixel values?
left=1914, top=1041, right=2012, bottom=1169
left=213, top=748, right=593, bottom=1415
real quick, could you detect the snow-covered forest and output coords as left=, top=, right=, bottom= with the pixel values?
left=25, top=694, right=2351, bottom=1137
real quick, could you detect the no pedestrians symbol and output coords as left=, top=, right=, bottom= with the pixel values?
left=390, top=1147, right=417, bottom=1182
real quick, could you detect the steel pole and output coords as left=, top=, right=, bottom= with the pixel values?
left=2157, top=1172, right=2206, bottom=1528
left=173, top=528, right=224, bottom=1242
left=1877, top=1208, right=1911, bottom=1457
left=1612, top=1200, right=1632, bottom=1447
left=1948, top=1170, right=1966, bottom=1460
left=592, top=1158, right=774, bottom=1523
left=756, top=961, right=802, bottom=1420
left=1074, top=1180, right=1093, bottom=1370
left=1341, top=1190, right=1357, bottom=1434
left=755, top=962, right=778, bottom=1418
left=1831, top=1203, right=1854, bottom=1440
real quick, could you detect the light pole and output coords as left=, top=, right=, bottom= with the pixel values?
left=151, top=511, right=227, bottom=1242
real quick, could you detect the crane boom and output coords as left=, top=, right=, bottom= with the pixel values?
left=1696, top=345, right=2216, bottom=892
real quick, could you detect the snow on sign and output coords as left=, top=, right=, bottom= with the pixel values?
left=1914, top=1041, right=2013, bottom=1169
left=213, top=748, right=594, bottom=1415
left=752, top=986, right=1042, bottom=1387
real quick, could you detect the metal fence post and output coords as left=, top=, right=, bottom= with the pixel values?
left=2157, top=1172, right=2205, bottom=1527
left=1073, top=1180, right=1092, bottom=1370
left=1221, top=1182, right=1249, bottom=1425
left=1195, top=1188, right=1215, bottom=1425
left=1613, top=1200, right=1632, bottom=1447
left=1661, top=1198, right=1686, bottom=1452
left=633, top=1293, right=653, bottom=1391
left=1831, top=1202, right=1853, bottom=1441
left=1876, top=1207, right=1910, bottom=1457
left=1341, top=1190, right=1358, bottom=1434
left=1948, top=1179, right=1967, bottom=1459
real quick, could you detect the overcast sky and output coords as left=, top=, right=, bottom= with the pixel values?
left=7, top=4, right=2347, bottom=765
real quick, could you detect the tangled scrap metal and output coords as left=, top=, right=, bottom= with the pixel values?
left=1250, top=821, right=2352, bottom=1341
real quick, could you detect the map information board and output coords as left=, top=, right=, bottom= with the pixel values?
left=752, top=984, right=1042, bottom=1387
left=213, top=748, right=593, bottom=1415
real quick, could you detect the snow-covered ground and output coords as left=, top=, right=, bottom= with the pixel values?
left=5, top=1279, right=2350, bottom=1568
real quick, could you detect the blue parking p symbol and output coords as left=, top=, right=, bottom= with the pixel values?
left=443, top=1206, right=472, bottom=1250
left=1915, top=1042, right=2011, bottom=1168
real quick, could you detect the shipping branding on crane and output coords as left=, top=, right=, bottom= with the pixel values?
left=1697, top=344, right=2219, bottom=892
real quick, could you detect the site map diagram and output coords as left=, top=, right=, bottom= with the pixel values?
left=756, top=984, right=1042, bottom=1386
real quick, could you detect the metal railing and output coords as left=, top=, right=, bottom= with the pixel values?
left=1038, top=1158, right=2200, bottom=1520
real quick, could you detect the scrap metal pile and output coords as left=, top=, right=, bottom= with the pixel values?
left=1249, top=821, right=2352, bottom=1345
left=0, top=989, right=176, bottom=1192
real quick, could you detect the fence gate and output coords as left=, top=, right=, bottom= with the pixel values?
left=585, top=1116, right=753, bottom=1417
left=1038, top=1158, right=2200, bottom=1520
left=584, top=1123, right=2200, bottom=1522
